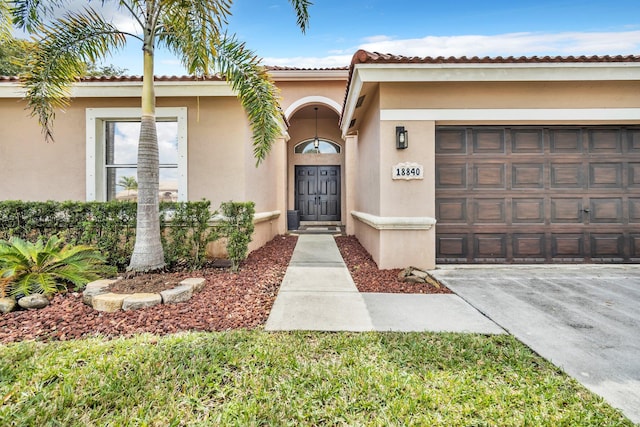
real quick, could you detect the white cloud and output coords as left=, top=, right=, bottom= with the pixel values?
left=263, top=55, right=352, bottom=68
left=358, top=31, right=640, bottom=58
left=265, top=30, right=640, bottom=68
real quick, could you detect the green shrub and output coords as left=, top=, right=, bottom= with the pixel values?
left=220, top=201, right=255, bottom=272
left=160, top=201, right=219, bottom=270
left=0, top=236, right=116, bottom=297
left=0, top=200, right=256, bottom=272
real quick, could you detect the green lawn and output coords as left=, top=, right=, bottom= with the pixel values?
left=0, top=331, right=632, bottom=426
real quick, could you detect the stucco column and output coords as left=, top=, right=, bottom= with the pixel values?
left=345, top=133, right=358, bottom=235
left=275, top=135, right=288, bottom=234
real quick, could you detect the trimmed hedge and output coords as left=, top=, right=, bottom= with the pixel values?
left=0, top=200, right=254, bottom=271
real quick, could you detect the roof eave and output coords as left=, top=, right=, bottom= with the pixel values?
left=268, top=69, right=349, bottom=81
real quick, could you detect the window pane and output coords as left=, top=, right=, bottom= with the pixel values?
left=159, top=168, right=178, bottom=202
left=157, top=122, right=178, bottom=164
left=294, top=139, right=341, bottom=154
left=107, top=167, right=138, bottom=201
left=107, top=122, right=139, bottom=165
left=107, top=167, right=179, bottom=202
left=106, top=121, right=178, bottom=165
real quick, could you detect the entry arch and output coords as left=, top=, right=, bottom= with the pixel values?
left=285, top=96, right=342, bottom=121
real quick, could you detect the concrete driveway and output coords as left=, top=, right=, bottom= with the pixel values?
left=430, top=265, right=640, bottom=424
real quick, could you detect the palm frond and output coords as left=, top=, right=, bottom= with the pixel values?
left=158, top=0, right=232, bottom=76
left=20, top=7, right=127, bottom=141
left=10, top=0, right=68, bottom=32
left=213, top=35, right=282, bottom=164
left=0, top=235, right=113, bottom=296
left=0, top=0, right=12, bottom=41
left=288, top=0, right=312, bottom=33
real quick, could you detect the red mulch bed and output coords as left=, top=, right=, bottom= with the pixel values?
left=0, top=235, right=297, bottom=343
left=335, top=235, right=451, bottom=295
left=1, top=234, right=450, bottom=343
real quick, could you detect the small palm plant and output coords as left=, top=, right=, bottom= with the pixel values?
left=0, top=236, right=115, bottom=297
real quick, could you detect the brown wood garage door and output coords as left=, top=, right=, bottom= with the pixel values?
left=435, top=126, right=640, bottom=263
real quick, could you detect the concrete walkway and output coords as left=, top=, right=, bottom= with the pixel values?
left=265, top=235, right=503, bottom=334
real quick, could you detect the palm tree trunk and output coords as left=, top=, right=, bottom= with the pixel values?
left=128, top=44, right=165, bottom=271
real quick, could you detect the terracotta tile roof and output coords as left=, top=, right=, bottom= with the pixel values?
left=350, top=49, right=640, bottom=66
left=266, top=65, right=349, bottom=71
left=340, top=50, right=640, bottom=129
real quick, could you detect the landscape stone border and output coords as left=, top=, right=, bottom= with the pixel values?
left=84, top=277, right=206, bottom=313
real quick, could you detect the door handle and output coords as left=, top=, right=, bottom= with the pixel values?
left=583, top=208, right=590, bottom=213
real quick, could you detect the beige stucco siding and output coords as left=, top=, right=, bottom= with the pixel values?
left=354, top=89, right=381, bottom=216
left=380, top=81, right=640, bottom=110
left=182, top=96, right=249, bottom=206
left=277, top=80, right=346, bottom=115
left=1, top=97, right=137, bottom=201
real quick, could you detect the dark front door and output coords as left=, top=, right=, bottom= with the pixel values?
left=296, top=166, right=341, bottom=221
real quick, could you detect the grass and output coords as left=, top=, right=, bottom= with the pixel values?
left=0, top=331, right=633, bottom=426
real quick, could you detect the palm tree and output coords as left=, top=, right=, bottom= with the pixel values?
left=118, top=175, right=138, bottom=198
left=10, top=0, right=310, bottom=272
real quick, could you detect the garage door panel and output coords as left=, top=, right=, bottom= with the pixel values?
left=474, top=234, right=507, bottom=260
left=552, top=234, right=585, bottom=259
left=474, top=199, right=506, bottom=223
left=630, top=199, right=640, bottom=222
left=512, top=164, right=544, bottom=189
left=437, top=235, right=468, bottom=260
left=513, top=234, right=545, bottom=260
left=630, top=130, right=640, bottom=152
left=473, top=164, right=506, bottom=189
left=629, top=163, right=640, bottom=187
left=551, top=163, right=584, bottom=188
left=589, top=198, right=623, bottom=223
left=588, top=129, right=622, bottom=153
left=436, top=126, right=639, bottom=263
left=631, top=235, right=640, bottom=259
left=513, top=198, right=545, bottom=223
left=436, top=129, right=467, bottom=154
left=473, top=129, right=505, bottom=153
left=591, top=234, right=624, bottom=259
left=436, top=164, right=467, bottom=188
left=436, top=198, right=467, bottom=223
left=511, top=129, right=544, bottom=153
left=550, top=128, right=583, bottom=153
left=551, top=198, right=584, bottom=223
left=589, top=163, right=623, bottom=188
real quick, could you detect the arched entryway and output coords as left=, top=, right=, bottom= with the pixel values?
left=286, top=103, right=345, bottom=226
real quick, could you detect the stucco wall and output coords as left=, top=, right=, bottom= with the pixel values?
left=380, top=81, right=640, bottom=112
left=0, top=97, right=140, bottom=201
left=0, top=93, right=281, bottom=253
left=277, top=80, right=346, bottom=115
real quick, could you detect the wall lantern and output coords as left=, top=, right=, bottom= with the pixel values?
left=396, top=126, right=408, bottom=149
left=313, top=107, right=320, bottom=150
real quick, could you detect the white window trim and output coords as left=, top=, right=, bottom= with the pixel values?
left=86, top=107, right=188, bottom=201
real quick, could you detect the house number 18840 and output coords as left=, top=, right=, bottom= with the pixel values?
left=392, top=162, right=424, bottom=180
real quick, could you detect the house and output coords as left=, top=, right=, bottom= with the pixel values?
left=1, top=50, right=639, bottom=269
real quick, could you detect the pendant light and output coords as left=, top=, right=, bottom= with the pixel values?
left=313, top=107, right=319, bottom=150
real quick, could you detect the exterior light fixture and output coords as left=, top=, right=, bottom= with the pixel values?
left=396, top=126, right=408, bottom=149
left=313, top=107, right=320, bottom=150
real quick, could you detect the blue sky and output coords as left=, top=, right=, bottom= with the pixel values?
left=26, top=0, right=640, bottom=75
left=152, top=0, right=640, bottom=74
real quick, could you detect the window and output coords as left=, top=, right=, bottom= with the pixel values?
left=86, top=107, right=187, bottom=202
left=294, top=139, right=341, bottom=154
